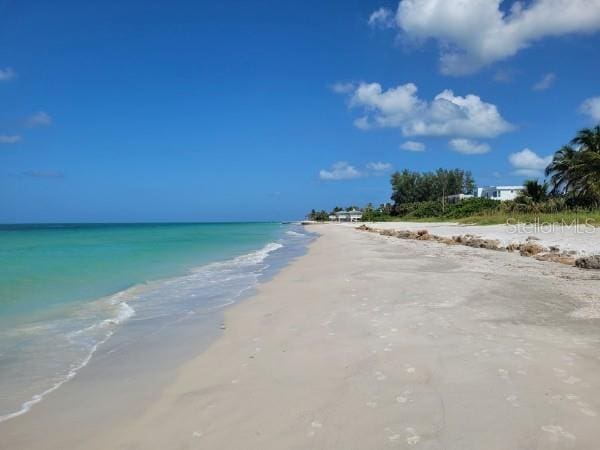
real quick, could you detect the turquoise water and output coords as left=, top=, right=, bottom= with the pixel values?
left=0, top=222, right=312, bottom=422
left=0, top=223, right=282, bottom=320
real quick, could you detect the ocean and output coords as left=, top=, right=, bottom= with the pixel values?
left=0, top=222, right=313, bottom=422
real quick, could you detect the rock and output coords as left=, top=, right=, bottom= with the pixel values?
left=506, top=243, right=520, bottom=252
left=416, top=230, right=431, bottom=240
left=526, top=235, right=541, bottom=241
left=381, top=229, right=396, bottom=236
left=395, top=230, right=418, bottom=239
left=461, top=236, right=501, bottom=250
left=519, top=242, right=547, bottom=256
left=535, top=253, right=576, bottom=265
left=575, top=255, right=600, bottom=269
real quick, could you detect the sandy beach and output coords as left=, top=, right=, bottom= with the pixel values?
left=3, top=224, right=600, bottom=449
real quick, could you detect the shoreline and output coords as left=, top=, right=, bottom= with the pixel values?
left=3, top=224, right=600, bottom=449
left=0, top=225, right=314, bottom=445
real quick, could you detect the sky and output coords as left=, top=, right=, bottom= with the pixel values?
left=1, top=0, right=600, bottom=223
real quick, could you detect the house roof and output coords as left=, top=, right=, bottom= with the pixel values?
left=479, top=185, right=524, bottom=190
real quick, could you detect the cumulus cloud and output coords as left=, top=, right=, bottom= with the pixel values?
left=532, top=73, right=556, bottom=91
left=382, top=0, right=600, bottom=75
left=319, top=161, right=362, bottom=180
left=400, top=140, right=426, bottom=151
left=366, top=161, right=393, bottom=172
left=579, top=96, right=600, bottom=122
left=26, top=111, right=52, bottom=127
left=0, top=134, right=21, bottom=144
left=342, top=81, right=513, bottom=138
left=0, top=67, right=16, bottom=81
left=509, top=148, right=552, bottom=176
left=368, top=7, right=395, bottom=28
left=330, top=81, right=355, bottom=94
left=449, top=138, right=490, bottom=154
left=319, top=161, right=393, bottom=180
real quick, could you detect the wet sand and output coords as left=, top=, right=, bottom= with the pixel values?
left=3, top=224, right=600, bottom=449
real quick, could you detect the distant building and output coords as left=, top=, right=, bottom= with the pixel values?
left=477, top=186, right=524, bottom=201
left=333, top=209, right=363, bottom=222
left=446, top=193, right=474, bottom=204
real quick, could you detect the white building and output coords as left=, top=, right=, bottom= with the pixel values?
left=334, top=209, right=363, bottom=222
left=477, top=186, right=524, bottom=201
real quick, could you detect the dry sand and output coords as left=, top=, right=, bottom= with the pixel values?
left=364, top=221, right=600, bottom=256
left=3, top=224, right=600, bottom=449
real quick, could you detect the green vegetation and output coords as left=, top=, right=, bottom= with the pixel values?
left=391, top=168, right=475, bottom=204
left=307, top=125, right=600, bottom=225
left=546, top=125, right=600, bottom=207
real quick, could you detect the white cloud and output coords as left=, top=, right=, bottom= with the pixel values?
left=509, top=148, right=552, bottom=176
left=532, top=73, right=556, bottom=91
left=449, top=138, right=490, bottom=154
left=353, top=116, right=372, bottom=130
left=0, top=67, right=16, bottom=81
left=579, top=96, right=600, bottom=122
left=368, top=7, right=395, bottom=28
left=319, top=161, right=363, bottom=180
left=386, top=0, right=600, bottom=75
left=493, top=69, right=517, bottom=83
left=366, top=161, right=392, bottom=171
left=331, top=81, right=355, bottom=94
left=400, top=140, right=426, bottom=151
left=343, top=81, right=513, bottom=138
left=0, top=134, right=21, bottom=144
left=26, top=111, right=52, bottom=127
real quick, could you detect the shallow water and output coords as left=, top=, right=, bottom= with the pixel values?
left=0, top=222, right=313, bottom=422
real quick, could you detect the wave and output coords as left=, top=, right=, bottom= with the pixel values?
left=0, top=240, right=286, bottom=423
left=285, top=230, right=306, bottom=237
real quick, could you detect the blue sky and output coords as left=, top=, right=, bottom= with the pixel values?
left=1, top=0, right=600, bottom=222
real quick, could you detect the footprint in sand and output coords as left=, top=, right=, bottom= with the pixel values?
left=576, top=401, right=598, bottom=417
left=388, top=434, right=401, bottom=442
left=375, top=371, right=387, bottom=381
left=506, top=394, right=520, bottom=408
left=396, top=389, right=412, bottom=404
left=541, top=425, right=576, bottom=442
left=405, top=427, right=421, bottom=445
left=307, top=421, right=322, bottom=437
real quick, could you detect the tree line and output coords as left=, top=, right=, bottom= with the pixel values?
left=390, top=168, right=475, bottom=205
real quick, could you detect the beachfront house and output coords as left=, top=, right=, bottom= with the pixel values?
left=334, top=209, right=363, bottom=222
left=477, top=186, right=524, bottom=201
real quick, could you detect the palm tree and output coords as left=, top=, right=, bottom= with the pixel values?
left=519, top=179, right=548, bottom=203
left=545, top=125, right=600, bottom=206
